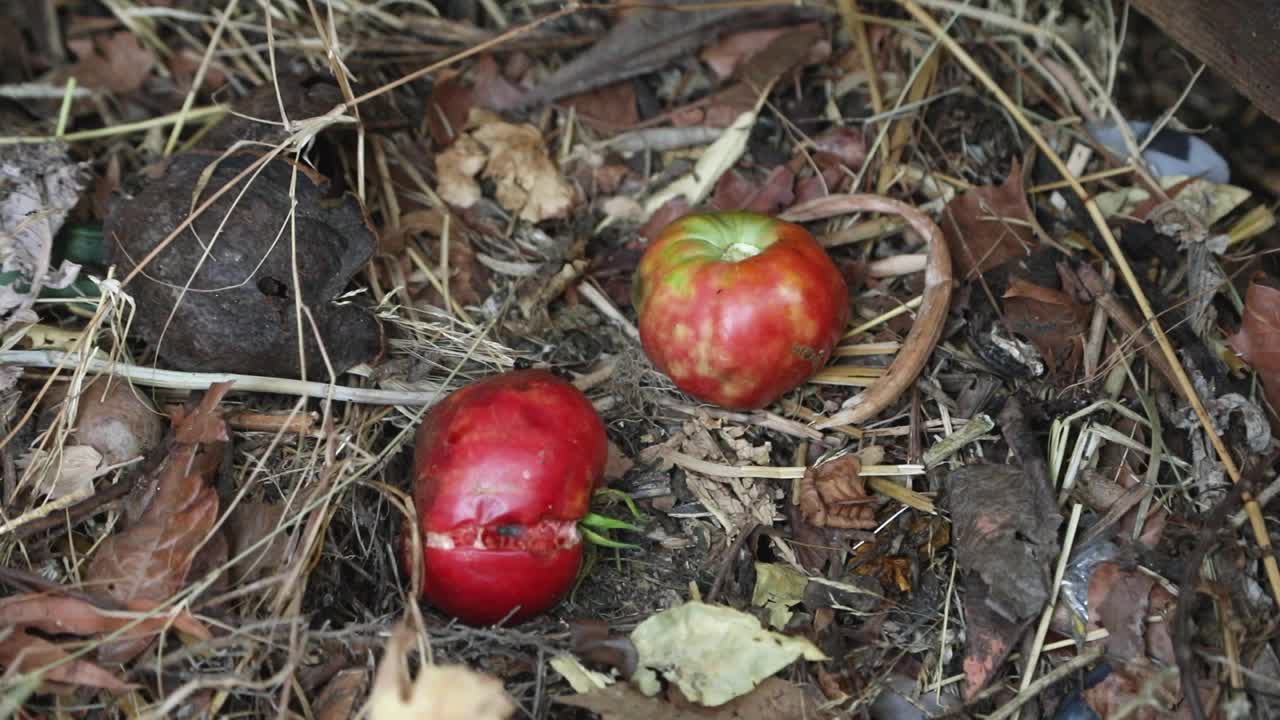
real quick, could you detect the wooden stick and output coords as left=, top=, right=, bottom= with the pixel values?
left=783, top=194, right=953, bottom=428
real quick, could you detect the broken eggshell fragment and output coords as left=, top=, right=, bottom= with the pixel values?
left=105, top=151, right=383, bottom=378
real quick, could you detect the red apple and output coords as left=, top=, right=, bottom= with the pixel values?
left=404, top=370, right=608, bottom=625
left=632, top=211, right=849, bottom=410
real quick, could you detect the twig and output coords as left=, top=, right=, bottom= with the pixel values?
left=1016, top=504, right=1084, bottom=708
left=1075, top=263, right=1186, bottom=401
left=985, top=645, right=1105, bottom=720
left=782, top=194, right=953, bottom=428
left=1175, top=451, right=1276, bottom=720
left=1, top=350, right=443, bottom=405
left=921, top=413, right=994, bottom=467
left=705, top=523, right=764, bottom=604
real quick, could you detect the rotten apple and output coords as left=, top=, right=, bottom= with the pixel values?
left=404, top=369, right=608, bottom=625
left=632, top=211, right=849, bottom=410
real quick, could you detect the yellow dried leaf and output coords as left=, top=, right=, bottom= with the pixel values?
left=368, top=625, right=515, bottom=720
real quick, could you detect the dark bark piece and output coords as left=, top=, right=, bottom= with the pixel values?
left=945, top=464, right=1060, bottom=623
left=959, top=588, right=1028, bottom=701
left=105, top=151, right=383, bottom=378
left=1132, top=0, right=1280, bottom=125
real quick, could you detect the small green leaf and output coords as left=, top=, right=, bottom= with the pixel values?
left=593, top=488, right=643, bottom=517
left=580, top=512, right=644, bottom=533
left=580, top=526, right=642, bottom=550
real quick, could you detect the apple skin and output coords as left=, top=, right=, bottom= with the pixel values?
left=632, top=211, right=850, bottom=410
left=405, top=369, right=608, bottom=625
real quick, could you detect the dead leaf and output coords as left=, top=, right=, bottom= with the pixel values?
left=569, top=619, right=638, bottom=678
left=556, top=683, right=708, bottom=720
left=315, top=668, right=370, bottom=720
left=637, top=197, right=692, bottom=243
left=562, top=81, right=639, bottom=131
left=425, top=72, right=473, bottom=147
left=1088, top=562, right=1154, bottom=662
left=941, top=159, right=1037, bottom=279
left=520, top=2, right=805, bottom=106
left=604, top=441, right=635, bottom=482
left=472, top=117, right=576, bottom=223
left=711, top=165, right=796, bottom=216
left=701, top=25, right=822, bottom=80
left=84, top=383, right=231, bottom=664
left=751, top=563, right=808, bottom=629
left=1228, top=277, right=1280, bottom=412
left=167, top=48, right=227, bottom=94
left=368, top=623, right=515, bottom=720
left=17, top=444, right=102, bottom=503
left=0, top=143, right=87, bottom=335
left=558, top=676, right=818, bottom=719
left=812, top=126, right=867, bottom=172
left=0, top=629, right=133, bottom=692
left=225, top=501, right=292, bottom=585
left=798, top=454, right=877, bottom=529
left=659, top=417, right=777, bottom=537
left=1002, top=278, right=1090, bottom=376
left=1084, top=663, right=1193, bottom=720
left=0, top=593, right=205, bottom=641
left=629, top=601, right=827, bottom=706
left=426, top=57, right=527, bottom=145
left=436, top=134, right=488, bottom=210
left=59, top=31, right=155, bottom=95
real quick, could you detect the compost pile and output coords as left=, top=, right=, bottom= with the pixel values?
left=1, top=1, right=1279, bottom=719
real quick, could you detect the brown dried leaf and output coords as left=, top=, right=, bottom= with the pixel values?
left=225, top=501, right=292, bottom=585
left=0, top=629, right=133, bottom=692
left=84, top=383, right=230, bottom=664
left=1003, top=278, right=1089, bottom=376
left=701, top=26, right=818, bottom=80
left=569, top=619, right=639, bottom=677
left=0, top=593, right=208, bottom=642
left=711, top=166, right=796, bottom=216
left=798, top=454, right=876, bottom=529
left=637, top=197, right=691, bottom=243
left=562, top=81, right=639, bottom=131
left=167, top=48, right=227, bottom=94
left=426, top=57, right=527, bottom=145
left=1083, top=663, right=1192, bottom=720
left=59, top=31, right=155, bottom=95
left=556, top=684, right=708, bottom=720
left=941, top=159, right=1037, bottom=279
left=315, top=668, right=370, bottom=720
left=604, top=441, right=635, bottom=483
left=811, top=126, right=867, bottom=172
left=425, top=72, right=473, bottom=147
left=1228, top=277, right=1280, bottom=412
left=1087, top=562, right=1154, bottom=662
